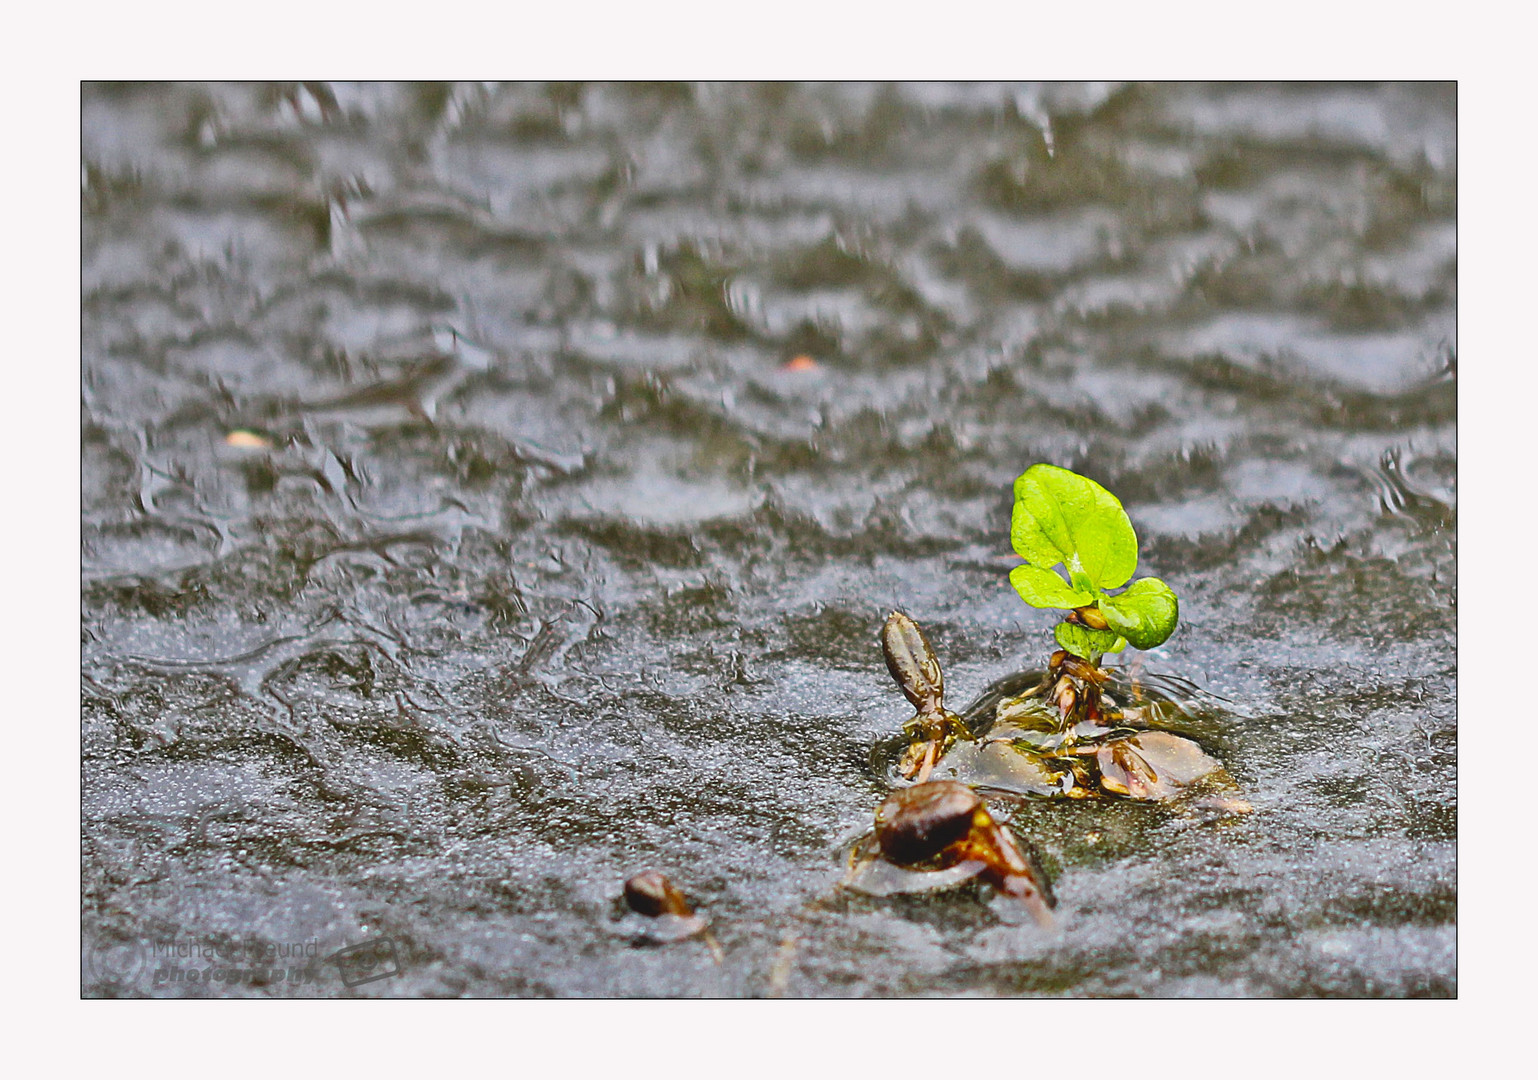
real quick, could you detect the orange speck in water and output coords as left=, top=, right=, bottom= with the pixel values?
left=783, top=355, right=818, bottom=372
left=225, top=430, right=273, bottom=449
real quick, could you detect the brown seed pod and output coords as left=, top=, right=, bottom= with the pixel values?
left=1057, top=653, right=1109, bottom=686
left=1072, top=605, right=1109, bottom=631
left=1053, top=676, right=1079, bottom=718
left=623, top=870, right=694, bottom=918
left=872, top=781, right=1056, bottom=927
left=883, top=612, right=968, bottom=774
left=881, top=611, right=945, bottom=715
left=875, top=781, right=981, bottom=867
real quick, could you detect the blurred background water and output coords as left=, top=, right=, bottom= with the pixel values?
left=82, top=81, right=1454, bottom=997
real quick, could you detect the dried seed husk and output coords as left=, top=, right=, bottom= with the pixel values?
left=931, top=738, right=1067, bottom=797
left=1096, top=731, right=1224, bottom=800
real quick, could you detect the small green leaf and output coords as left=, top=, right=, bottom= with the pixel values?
left=1011, top=464, right=1138, bottom=591
left=1010, top=564, right=1095, bottom=610
left=1098, top=577, right=1179, bottom=650
left=1054, top=622, right=1127, bottom=661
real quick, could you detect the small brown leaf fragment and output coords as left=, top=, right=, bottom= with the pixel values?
left=1192, top=794, right=1252, bottom=816
left=225, top=429, right=273, bottom=449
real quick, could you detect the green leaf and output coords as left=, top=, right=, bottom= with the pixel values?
left=1010, top=464, right=1138, bottom=591
left=1054, top=622, right=1127, bottom=661
left=1098, top=577, right=1179, bottom=650
left=1010, top=564, right=1095, bottom=610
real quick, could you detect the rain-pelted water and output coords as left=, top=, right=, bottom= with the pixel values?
left=82, top=82, right=1455, bottom=997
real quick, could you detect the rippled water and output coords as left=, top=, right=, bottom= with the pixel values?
left=82, top=82, right=1455, bottom=997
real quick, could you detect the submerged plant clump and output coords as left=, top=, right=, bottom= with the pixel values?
left=873, top=610, right=1233, bottom=802
left=619, top=466, right=1242, bottom=943
left=846, top=465, right=1245, bottom=912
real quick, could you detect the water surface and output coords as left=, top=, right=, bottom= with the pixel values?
left=82, top=82, right=1455, bottom=997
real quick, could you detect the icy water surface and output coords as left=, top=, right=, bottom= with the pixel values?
left=82, top=82, right=1455, bottom=997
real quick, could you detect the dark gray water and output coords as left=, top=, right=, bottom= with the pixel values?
left=82, top=82, right=1455, bottom=997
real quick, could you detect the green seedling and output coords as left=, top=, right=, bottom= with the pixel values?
left=854, top=471, right=1231, bottom=916
left=1009, top=464, right=1179, bottom=666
